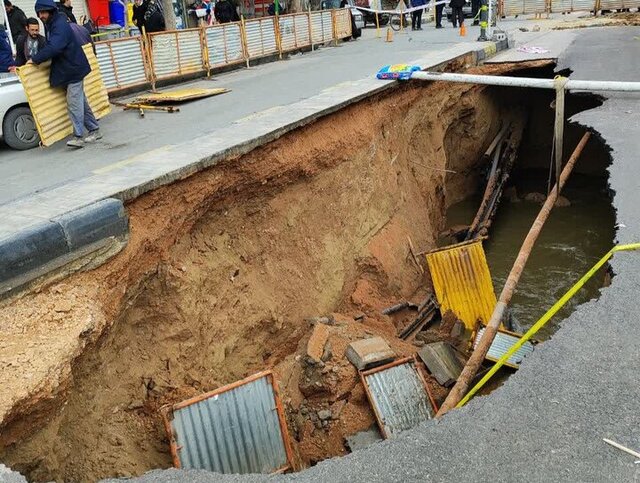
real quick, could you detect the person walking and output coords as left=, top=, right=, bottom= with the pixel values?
left=4, top=0, right=28, bottom=43
left=214, top=0, right=239, bottom=23
left=410, top=0, right=425, bottom=30
left=449, top=0, right=464, bottom=28
left=434, top=0, right=444, bottom=28
left=30, top=0, right=101, bottom=148
left=15, top=17, right=46, bottom=66
left=56, top=0, right=77, bottom=22
left=471, top=0, right=479, bottom=25
left=0, top=25, right=16, bottom=73
left=132, top=0, right=146, bottom=30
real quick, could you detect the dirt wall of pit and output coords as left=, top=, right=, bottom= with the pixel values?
left=0, top=63, right=543, bottom=482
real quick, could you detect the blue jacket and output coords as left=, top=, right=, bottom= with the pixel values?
left=0, top=29, right=16, bottom=73
left=31, top=0, right=91, bottom=87
left=410, top=0, right=426, bottom=7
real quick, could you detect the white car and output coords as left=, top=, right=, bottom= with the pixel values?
left=0, top=74, right=39, bottom=150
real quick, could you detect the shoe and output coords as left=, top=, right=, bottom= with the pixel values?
left=452, top=23, right=457, bottom=27
left=67, top=137, right=85, bottom=148
left=84, top=130, right=103, bottom=143
left=472, top=20, right=479, bottom=25
left=417, top=26, right=423, bottom=30
left=436, top=24, right=443, bottom=28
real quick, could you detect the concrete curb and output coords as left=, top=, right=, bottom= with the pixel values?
left=0, top=198, right=128, bottom=296
left=0, top=40, right=507, bottom=295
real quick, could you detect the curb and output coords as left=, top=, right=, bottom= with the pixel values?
left=0, top=198, right=128, bottom=296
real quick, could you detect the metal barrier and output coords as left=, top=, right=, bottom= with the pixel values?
left=204, top=22, right=245, bottom=69
left=95, top=37, right=149, bottom=92
left=278, top=12, right=312, bottom=52
left=89, top=9, right=352, bottom=94
left=149, top=29, right=206, bottom=81
left=310, top=10, right=334, bottom=44
left=243, top=17, right=279, bottom=60
left=333, top=8, right=352, bottom=39
left=500, top=0, right=639, bottom=15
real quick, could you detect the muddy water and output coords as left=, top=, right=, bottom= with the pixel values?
left=445, top=169, right=616, bottom=339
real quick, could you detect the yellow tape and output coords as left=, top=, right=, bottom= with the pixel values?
left=457, top=243, right=640, bottom=408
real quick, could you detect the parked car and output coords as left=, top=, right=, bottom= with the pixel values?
left=0, top=75, right=39, bottom=150
left=353, top=0, right=390, bottom=27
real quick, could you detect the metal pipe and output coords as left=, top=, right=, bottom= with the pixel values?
left=436, top=132, right=592, bottom=417
left=411, top=71, right=640, bottom=92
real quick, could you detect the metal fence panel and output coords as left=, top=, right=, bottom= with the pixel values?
left=362, top=358, right=434, bottom=439
left=176, top=29, right=205, bottom=75
left=95, top=37, right=148, bottom=92
left=278, top=15, right=297, bottom=51
left=334, top=9, right=352, bottom=39
left=150, top=32, right=180, bottom=80
left=475, top=326, right=535, bottom=369
left=205, top=23, right=245, bottom=68
left=426, top=240, right=497, bottom=331
left=550, top=0, right=574, bottom=11
left=165, top=372, right=292, bottom=474
left=599, top=0, right=624, bottom=8
left=293, top=13, right=311, bottom=47
left=17, top=44, right=111, bottom=147
left=501, top=0, right=526, bottom=15
left=522, top=0, right=547, bottom=12
left=245, top=17, right=279, bottom=60
left=571, top=0, right=596, bottom=11
left=310, top=10, right=333, bottom=44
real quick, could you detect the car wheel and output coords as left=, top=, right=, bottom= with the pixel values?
left=2, top=106, right=39, bottom=150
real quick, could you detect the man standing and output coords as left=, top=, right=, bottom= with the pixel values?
left=449, top=0, right=465, bottom=27
left=434, top=0, right=444, bottom=28
left=214, top=0, right=239, bottom=23
left=4, top=0, right=27, bottom=43
left=0, top=25, right=16, bottom=73
left=30, top=0, right=101, bottom=148
left=142, top=0, right=166, bottom=32
left=15, top=17, right=45, bottom=65
left=471, top=0, right=479, bottom=25
left=410, top=0, right=425, bottom=30
left=56, top=0, right=77, bottom=23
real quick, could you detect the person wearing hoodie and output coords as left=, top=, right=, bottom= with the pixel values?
left=4, top=0, right=27, bottom=43
left=56, top=0, right=77, bottom=22
left=30, top=0, right=101, bottom=148
left=0, top=25, right=16, bottom=73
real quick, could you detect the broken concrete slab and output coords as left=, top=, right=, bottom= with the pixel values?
left=418, top=342, right=464, bottom=387
left=345, top=425, right=383, bottom=452
left=346, top=337, right=395, bottom=371
left=306, top=323, right=331, bottom=363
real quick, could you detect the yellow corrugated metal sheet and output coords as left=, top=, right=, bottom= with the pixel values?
left=426, top=240, right=497, bottom=330
left=134, top=88, right=229, bottom=103
left=17, top=44, right=111, bottom=147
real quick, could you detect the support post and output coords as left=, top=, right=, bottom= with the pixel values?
left=436, top=132, right=592, bottom=417
left=477, top=0, right=488, bottom=41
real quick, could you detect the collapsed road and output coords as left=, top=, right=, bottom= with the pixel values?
left=97, top=26, right=640, bottom=483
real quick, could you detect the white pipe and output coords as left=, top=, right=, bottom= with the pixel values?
left=411, top=71, right=640, bottom=92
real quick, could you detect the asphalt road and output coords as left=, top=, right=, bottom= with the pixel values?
left=0, top=14, right=580, bottom=205
left=102, top=26, right=640, bottom=483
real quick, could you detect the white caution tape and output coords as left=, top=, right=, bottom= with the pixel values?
left=354, top=0, right=449, bottom=15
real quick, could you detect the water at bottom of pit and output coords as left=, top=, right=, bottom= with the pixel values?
left=444, top=169, right=616, bottom=340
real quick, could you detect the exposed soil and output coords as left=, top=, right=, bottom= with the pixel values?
left=0, top=60, right=551, bottom=482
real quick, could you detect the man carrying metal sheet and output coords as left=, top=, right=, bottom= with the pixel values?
left=28, top=0, right=101, bottom=148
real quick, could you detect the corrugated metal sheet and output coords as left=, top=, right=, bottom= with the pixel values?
left=205, top=23, right=245, bottom=68
left=334, top=9, right=352, bottom=39
left=426, top=240, right=497, bottom=331
left=95, top=37, right=148, bottom=92
left=176, top=29, right=205, bottom=75
left=278, top=15, right=298, bottom=51
left=244, top=17, right=279, bottom=60
left=310, top=11, right=333, bottom=44
left=549, top=0, right=573, bottom=11
left=150, top=32, right=180, bottom=79
left=599, top=0, right=624, bottom=8
left=164, top=371, right=292, bottom=474
left=523, top=0, right=548, bottom=13
left=134, top=87, right=229, bottom=103
left=501, top=0, right=526, bottom=15
left=293, top=13, right=311, bottom=48
left=17, top=44, right=111, bottom=147
left=362, top=358, right=435, bottom=439
left=474, top=326, right=535, bottom=369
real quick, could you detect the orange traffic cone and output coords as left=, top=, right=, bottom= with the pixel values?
left=385, top=27, right=394, bottom=42
left=460, top=23, right=466, bottom=36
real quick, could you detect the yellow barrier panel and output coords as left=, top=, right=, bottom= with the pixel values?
left=426, top=239, right=498, bottom=331
left=17, top=44, right=111, bottom=147
left=457, top=242, right=640, bottom=408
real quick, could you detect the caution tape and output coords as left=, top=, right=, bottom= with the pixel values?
left=355, top=0, right=449, bottom=15
left=457, top=242, right=640, bottom=408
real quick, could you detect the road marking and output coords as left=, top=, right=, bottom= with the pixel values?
left=92, top=146, right=172, bottom=174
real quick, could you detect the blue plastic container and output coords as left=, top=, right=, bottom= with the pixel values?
left=109, top=0, right=126, bottom=27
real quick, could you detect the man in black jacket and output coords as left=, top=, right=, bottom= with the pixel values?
left=15, top=17, right=46, bottom=65
left=4, top=0, right=28, bottom=43
left=214, top=0, right=239, bottom=23
left=56, top=0, right=77, bottom=23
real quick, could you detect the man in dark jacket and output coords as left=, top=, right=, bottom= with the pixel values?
left=410, top=0, right=425, bottom=30
left=0, top=26, right=16, bottom=72
left=449, top=0, right=465, bottom=27
left=30, top=0, right=101, bottom=148
left=15, top=17, right=46, bottom=65
left=56, top=0, right=77, bottom=23
left=142, top=0, right=165, bottom=32
left=4, top=0, right=28, bottom=43
left=214, top=0, right=239, bottom=23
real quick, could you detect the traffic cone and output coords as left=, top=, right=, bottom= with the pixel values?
left=460, top=23, right=466, bottom=36
left=385, top=27, right=393, bottom=42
